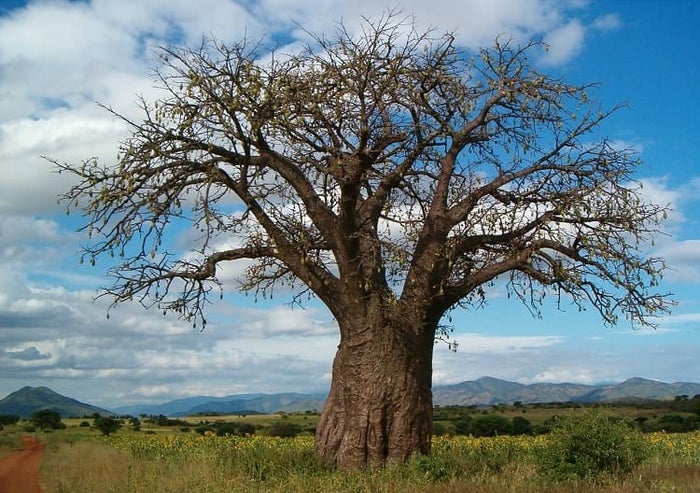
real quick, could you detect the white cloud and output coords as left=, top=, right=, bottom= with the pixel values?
left=592, top=13, right=621, bottom=31
left=0, top=113, right=128, bottom=215
left=540, top=20, right=585, bottom=65
left=657, top=240, right=700, bottom=282
left=447, top=332, right=564, bottom=354
left=234, top=305, right=338, bottom=337
left=528, top=367, right=599, bottom=385
left=659, top=312, right=700, bottom=325
left=0, top=215, right=62, bottom=246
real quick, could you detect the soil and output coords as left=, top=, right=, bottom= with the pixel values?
left=0, top=436, right=44, bottom=493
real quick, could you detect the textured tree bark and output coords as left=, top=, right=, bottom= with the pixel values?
left=314, top=311, right=435, bottom=470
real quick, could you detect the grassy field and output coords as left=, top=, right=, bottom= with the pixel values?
left=35, top=430, right=700, bottom=492
left=5, top=422, right=694, bottom=492
left=1, top=407, right=699, bottom=492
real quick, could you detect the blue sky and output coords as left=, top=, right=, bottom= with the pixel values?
left=0, top=0, right=698, bottom=409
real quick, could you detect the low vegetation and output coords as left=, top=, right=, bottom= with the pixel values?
left=2, top=401, right=699, bottom=492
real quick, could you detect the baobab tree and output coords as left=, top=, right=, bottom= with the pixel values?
left=54, top=15, right=671, bottom=469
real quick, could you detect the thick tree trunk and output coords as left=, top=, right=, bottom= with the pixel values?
left=314, top=310, right=435, bottom=470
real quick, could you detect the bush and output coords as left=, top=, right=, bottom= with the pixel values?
left=268, top=421, right=301, bottom=438
left=129, top=417, right=141, bottom=431
left=511, top=416, right=532, bottom=435
left=0, top=415, right=20, bottom=426
left=29, top=409, right=63, bottom=430
left=538, top=409, right=647, bottom=481
left=238, top=423, right=256, bottom=436
left=94, top=417, right=122, bottom=436
left=432, top=422, right=447, bottom=436
left=470, top=414, right=512, bottom=437
left=453, top=418, right=472, bottom=435
left=215, top=422, right=239, bottom=436
left=194, top=425, right=215, bottom=435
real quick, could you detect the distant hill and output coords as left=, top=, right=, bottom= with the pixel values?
left=115, top=392, right=326, bottom=417
left=433, top=377, right=700, bottom=406
left=576, top=377, right=700, bottom=403
left=113, top=394, right=265, bottom=417
left=5, top=377, right=698, bottom=419
left=0, top=386, right=113, bottom=418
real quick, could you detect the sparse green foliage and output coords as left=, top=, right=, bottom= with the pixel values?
left=94, top=416, right=122, bottom=436
left=537, top=409, right=648, bottom=480
left=238, top=423, right=256, bottom=436
left=511, top=416, right=533, bottom=435
left=268, top=421, right=302, bottom=438
left=29, top=409, right=63, bottom=430
left=129, top=417, right=141, bottom=431
left=0, top=415, right=20, bottom=426
left=469, top=414, right=513, bottom=437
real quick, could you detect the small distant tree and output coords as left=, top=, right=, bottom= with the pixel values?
left=237, top=423, right=256, bottom=436
left=129, top=417, right=142, bottom=431
left=693, top=395, right=700, bottom=416
left=470, top=414, right=513, bottom=437
left=268, top=421, right=301, bottom=438
left=29, top=409, right=63, bottom=430
left=511, top=416, right=533, bottom=435
left=0, top=415, right=20, bottom=426
left=454, top=418, right=473, bottom=435
left=215, top=422, right=239, bottom=436
left=94, top=416, right=122, bottom=436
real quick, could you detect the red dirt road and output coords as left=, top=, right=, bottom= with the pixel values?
left=0, top=437, right=44, bottom=493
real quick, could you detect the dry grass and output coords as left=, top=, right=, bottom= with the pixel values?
left=41, top=441, right=247, bottom=493
left=39, top=445, right=700, bottom=493
left=36, top=430, right=700, bottom=493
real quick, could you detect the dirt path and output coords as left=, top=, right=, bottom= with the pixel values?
left=0, top=436, right=45, bottom=493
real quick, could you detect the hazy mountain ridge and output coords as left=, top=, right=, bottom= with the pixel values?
left=2, top=377, right=698, bottom=418
left=0, top=386, right=113, bottom=418
left=433, top=377, right=700, bottom=406
left=115, top=392, right=327, bottom=417
left=114, top=393, right=268, bottom=417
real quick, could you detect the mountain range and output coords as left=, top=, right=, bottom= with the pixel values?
left=432, top=376, right=700, bottom=406
left=0, top=386, right=113, bottom=418
left=114, top=392, right=327, bottom=417
left=1, top=377, right=699, bottom=418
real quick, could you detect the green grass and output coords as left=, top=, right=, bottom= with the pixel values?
left=0, top=425, right=24, bottom=454
left=29, top=423, right=700, bottom=493
left=1, top=409, right=698, bottom=492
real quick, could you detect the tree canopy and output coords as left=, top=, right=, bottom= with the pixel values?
left=29, top=409, right=63, bottom=430
left=54, top=14, right=672, bottom=469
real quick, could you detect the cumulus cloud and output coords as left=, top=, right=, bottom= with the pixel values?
left=633, top=177, right=700, bottom=283
left=539, top=10, right=622, bottom=66
left=0, top=261, right=340, bottom=406
left=592, top=13, right=621, bottom=31
left=2, top=346, right=51, bottom=361
left=540, top=20, right=586, bottom=65
left=445, top=333, right=564, bottom=354
left=656, top=240, right=700, bottom=282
